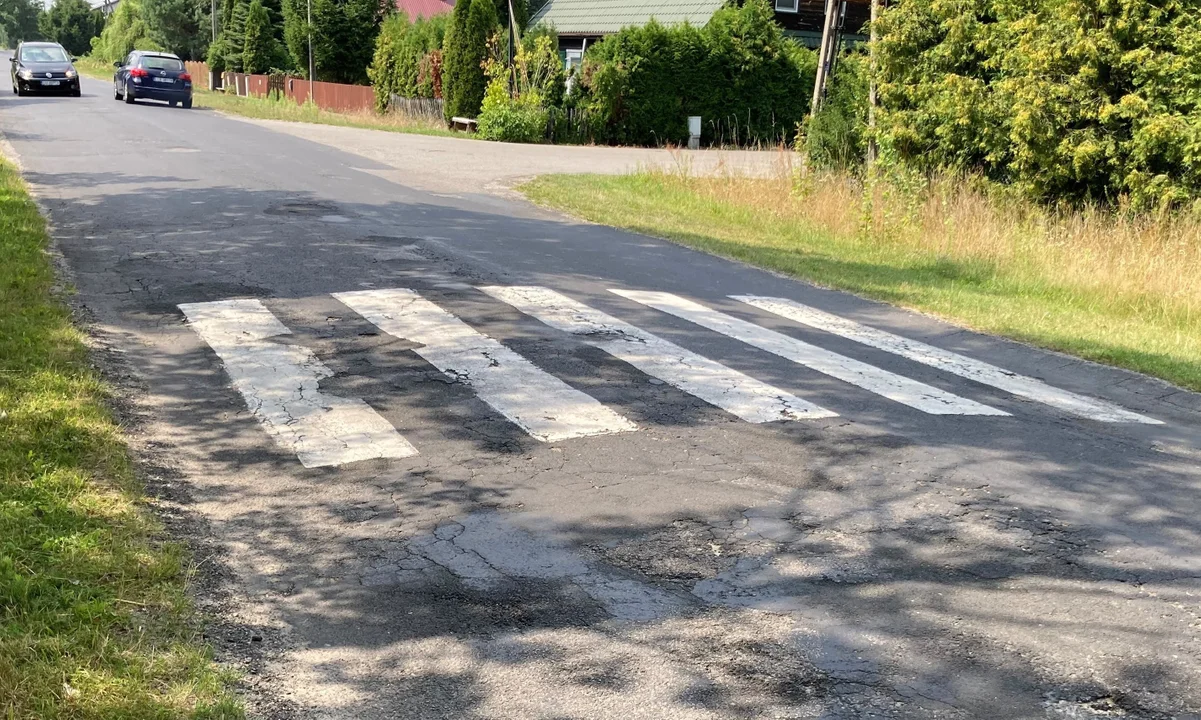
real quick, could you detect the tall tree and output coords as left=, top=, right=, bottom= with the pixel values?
left=38, top=0, right=104, bottom=56
left=89, top=0, right=163, bottom=63
left=280, top=0, right=309, bottom=76
left=442, top=0, right=494, bottom=120
left=142, top=0, right=208, bottom=59
left=0, top=0, right=42, bottom=43
left=308, top=0, right=381, bottom=84
left=241, top=0, right=285, bottom=72
left=222, top=0, right=248, bottom=70
left=440, top=0, right=470, bottom=120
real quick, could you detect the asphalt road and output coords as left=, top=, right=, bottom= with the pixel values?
left=3, top=62, right=1201, bottom=720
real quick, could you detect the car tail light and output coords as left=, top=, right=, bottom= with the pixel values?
left=179, top=73, right=191, bottom=82
left=129, top=68, right=149, bottom=78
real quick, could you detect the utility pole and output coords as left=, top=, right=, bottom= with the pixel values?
left=211, top=0, right=217, bottom=41
left=507, top=0, right=518, bottom=91
left=866, top=0, right=879, bottom=165
left=809, top=0, right=843, bottom=117
left=307, top=0, right=314, bottom=101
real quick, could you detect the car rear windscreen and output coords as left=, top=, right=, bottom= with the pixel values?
left=142, top=57, right=184, bottom=71
left=19, top=46, right=69, bottom=63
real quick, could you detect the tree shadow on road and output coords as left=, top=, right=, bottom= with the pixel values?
left=27, top=166, right=1201, bottom=719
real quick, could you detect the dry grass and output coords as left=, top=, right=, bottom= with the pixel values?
left=523, top=168, right=1201, bottom=391
left=192, top=89, right=457, bottom=137
left=740, top=171, right=1198, bottom=327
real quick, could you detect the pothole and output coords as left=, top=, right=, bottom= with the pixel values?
left=264, top=200, right=341, bottom=217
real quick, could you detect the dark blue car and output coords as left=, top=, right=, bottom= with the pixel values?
left=113, top=51, right=193, bottom=108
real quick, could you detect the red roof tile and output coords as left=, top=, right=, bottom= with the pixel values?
left=395, top=0, right=454, bottom=19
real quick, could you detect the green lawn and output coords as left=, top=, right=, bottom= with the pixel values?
left=0, top=155, right=242, bottom=718
left=522, top=173, right=1201, bottom=392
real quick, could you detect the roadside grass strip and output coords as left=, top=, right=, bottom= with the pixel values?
left=0, top=156, right=241, bottom=718
left=521, top=172, right=1201, bottom=393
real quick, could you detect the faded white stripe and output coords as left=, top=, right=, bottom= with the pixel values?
left=179, top=298, right=418, bottom=468
left=335, top=288, right=635, bottom=442
left=479, top=286, right=835, bottom=423
left=734, top=295, right=1161, bottom=424
left=613, top=290, right=1007, bottom=416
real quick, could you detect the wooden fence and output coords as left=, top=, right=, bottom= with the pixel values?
left=183, top=61, right=446, bottom=119
left=184, top=61, right=211, bottom=91
left=389, top=95, right=444, bottom=121
left=179, top=61, right=375, bottom=113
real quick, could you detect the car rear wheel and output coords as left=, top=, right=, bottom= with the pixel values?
left=123, top=83, right=135, bottom=104
left=182, top=98, right=192, bottom=109
left=169, top=100, right=177, bottom=107
left=114, top=85, right=121, bottom=100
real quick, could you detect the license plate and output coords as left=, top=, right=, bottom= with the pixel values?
left=154, top=77, right=174, bottom=84
left=41, top=80, right=60, bottom=86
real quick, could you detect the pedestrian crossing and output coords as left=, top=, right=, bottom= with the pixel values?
left=180, top=286, right=1160, bottom=467
left=613, top=290, right=1005, bottom=417
left=478, top=286, right=835, bottom=424
left=333, top=288, right=637, bottom=442
left=178, top=298, right=419, bottom=468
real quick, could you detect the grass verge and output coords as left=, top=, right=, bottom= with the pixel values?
left=0, top=154, right=242, bottom=717
left=75, top=58, right=453, bottom=136
left=191, top=89, right=456, bottom=136
left=522, top=171, right=1201, bottom=392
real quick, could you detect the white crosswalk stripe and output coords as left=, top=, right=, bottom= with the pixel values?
left=479, top=285, right=837, bottom=423
left=733, top=295, right=1161, bottom=424
left=179, top=298, right=419, bottom=468
left=611, top=290, right=1008, bottom=416
left=334, top=288, right=637, bottom=442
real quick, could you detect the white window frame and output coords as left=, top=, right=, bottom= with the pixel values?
left=775, top=0, right=799, bottom=12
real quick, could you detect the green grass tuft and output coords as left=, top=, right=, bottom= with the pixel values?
left=0, top=155, right=242, bottom=718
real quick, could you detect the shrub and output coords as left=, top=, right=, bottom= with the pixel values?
left=368, top=11, right=449, bottom=111
left=476, top=34, right=561, bottom=142
left=805, top=52, right=868, bottom=170
left=876, top=0, right=1201, bottom=209
left=572, top=0, right=814, bottom=147
left=206, top=35, right=228, bottom=72
left=477, top=76, right=547, bottom=142
left=418, top=48, right=443, bottom=98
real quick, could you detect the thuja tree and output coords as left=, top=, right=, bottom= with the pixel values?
left=442, top=0, right=496, bottom=121
left=242, top=0, right=288, bottom=72
left=876, top=0, right=1201, bottom=209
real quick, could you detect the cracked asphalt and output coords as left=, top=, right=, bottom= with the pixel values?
left=4, top=65, right=1201, bottom=719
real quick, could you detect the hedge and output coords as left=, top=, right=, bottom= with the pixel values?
left=571, top=0, right=815, bottom=147
left=368, top=11, right=449, bottom=111
left=876, top=0, right=1201, bottom=209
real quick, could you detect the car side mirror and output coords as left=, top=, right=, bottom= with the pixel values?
left=114, top=61, right=121, bottom=67
left=71, top=57, right=78, bottom=62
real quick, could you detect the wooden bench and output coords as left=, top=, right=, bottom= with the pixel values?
left=450, top=116, right=478, bottom=133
